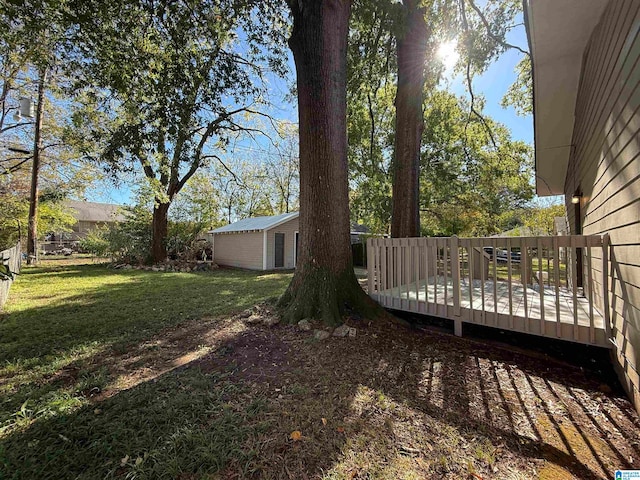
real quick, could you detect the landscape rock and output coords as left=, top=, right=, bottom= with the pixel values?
left=238, top=310, right=253, bottom=319
left=297, top=319, right=312, bottom=331
left=332, top=324, right=351, bottom=337
left=123, top=264, right=133, bottom=270
left=245, top=314, right=263, bottom=324
left=314, top=330, right=330, bottom=341
left=264, top=316, right=281, bottom=327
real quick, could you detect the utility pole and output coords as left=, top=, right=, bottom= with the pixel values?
left=27, top=67, right=47, bottom=265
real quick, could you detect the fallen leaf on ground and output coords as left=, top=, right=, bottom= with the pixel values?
left=321, top=418, right=327, bottom=426
left=290, top=430, right=302, bottom=441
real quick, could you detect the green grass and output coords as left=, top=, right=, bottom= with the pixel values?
left=1, top=264, right=289, bottom=363
left=1, top=368, right=268, bottom=479
left=0, top=261, right=634, bottom=479
left=0, top=264, right=290, bottom=446
left=492, top=257, right=568, bottom=283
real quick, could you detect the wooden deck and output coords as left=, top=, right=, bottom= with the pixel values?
left=367, top=235, right=612, bottom=347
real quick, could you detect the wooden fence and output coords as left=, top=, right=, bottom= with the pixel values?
left=367, top=235, right=611, bottom=347
left=0, top=242, right=22, bottom=310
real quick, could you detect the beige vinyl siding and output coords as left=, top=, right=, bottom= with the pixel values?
left=565, top=0, right=640, bottom=410
left=213, top=231, right=264, bottom=270
left=266, top=217, right=299, bottom=270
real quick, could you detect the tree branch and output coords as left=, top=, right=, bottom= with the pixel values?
left=138, top=157, right=155, bottom=180
left=0, top=156, right=31, bottom=175
left=1, top=121, right=33, bottom=134
left=466, top=0, right=530, bottom=58
left=459, top=0, right=498, bottom=152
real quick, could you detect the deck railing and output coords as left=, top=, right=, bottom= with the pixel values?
left=366, top=235, right=611, bottom=346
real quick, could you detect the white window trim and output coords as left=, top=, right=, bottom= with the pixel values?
left=262, top=231, right=268, bottom=270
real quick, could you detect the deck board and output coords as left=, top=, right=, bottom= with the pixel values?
left=380, top=276, right=606, bottom=330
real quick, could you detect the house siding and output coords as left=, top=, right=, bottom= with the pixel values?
left=212, top=231, right=264, bottom=270
left=565, top=0, right=640, bottom=410
left=266, top=217, right=299, bottom=270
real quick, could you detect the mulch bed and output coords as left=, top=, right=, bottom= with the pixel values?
left=185, top=313, right=640, bottom=479
left=53, top=306, right=640, bottom=479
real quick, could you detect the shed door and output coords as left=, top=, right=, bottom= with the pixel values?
left=274, top=233, right=285, bottom=268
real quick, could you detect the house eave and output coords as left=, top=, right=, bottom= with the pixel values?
left=209, top=229, right=263, bottom=235
left=525, top=0, right=607, bottom=196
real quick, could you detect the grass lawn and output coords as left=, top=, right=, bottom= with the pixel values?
left=1, top=261, right=639, bottom=479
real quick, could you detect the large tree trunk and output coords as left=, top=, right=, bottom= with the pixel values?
left=280, top=0, right=378, bottom=325
left=27, top=68, right=47, bottom=265
left=390, top=0, right=428, bottom=238
left=151, top=201, right=169, bottom=263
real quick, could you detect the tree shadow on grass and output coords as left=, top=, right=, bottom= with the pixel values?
left=0, top=265, right=291, bottom=366
left=2, top=319, right=640, bottom=479
left=1, top=366, right=266, bottom=479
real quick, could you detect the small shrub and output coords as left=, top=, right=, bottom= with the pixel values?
left=78, top=227, right=110, bottom=257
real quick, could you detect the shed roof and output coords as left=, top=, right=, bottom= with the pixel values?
left=209, top=212, right=299, bottom=234
left=65, top=200, right=126, bottom=223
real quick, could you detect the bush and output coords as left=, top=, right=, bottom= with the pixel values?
left=78, top=226, right=111, bottom=257
left=107, top=206, right=153, bottom=264
left=78, top=202, right=216, bottom=265
left=166, top=221, right=210, bottom=260
left=78, top=206, right=152, bottom=264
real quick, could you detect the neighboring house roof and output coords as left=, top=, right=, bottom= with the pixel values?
left=350, top=223, right=371, bottom=235
left=209, top=212, right=299, bottom=234
left=65, top=200, right=126, bottom=223
left=524, top=0, right=607, bottom=196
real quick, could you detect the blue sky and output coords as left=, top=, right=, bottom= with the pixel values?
left=444, top=18, right=532, bottom=144
left=87, top=16, right=536, bottom=206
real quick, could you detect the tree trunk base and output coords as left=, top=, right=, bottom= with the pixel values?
left=278, top=265, right=383, bottom=326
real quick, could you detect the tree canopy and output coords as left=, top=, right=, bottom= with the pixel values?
left=57, top=0, right=289, bottom=261
left=0, top=0, right=546, bottom=281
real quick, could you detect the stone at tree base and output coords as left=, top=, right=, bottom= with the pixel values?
left=333, top=324, right=354, bottom=337
left=238, top=310, right=253, bottom=319
left=314, top=330, right=330, bottom=341
left=298, top=319, right=312, bottom=331
left=245, top=314, right=263, bottom=325
left=264, top=316, right=280, bottom=327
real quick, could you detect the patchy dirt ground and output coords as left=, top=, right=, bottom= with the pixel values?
left=66, top=305, right=640, bottom=479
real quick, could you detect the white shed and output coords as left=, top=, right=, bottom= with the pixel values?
left=209, top=212, right=299, bottom=270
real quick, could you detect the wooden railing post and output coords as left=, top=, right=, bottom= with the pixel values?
left=367, top=238, right=374, bottom=297
left=602, top=233, right=611, bottom=340
left=450, top=236, right=462, bottom=336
